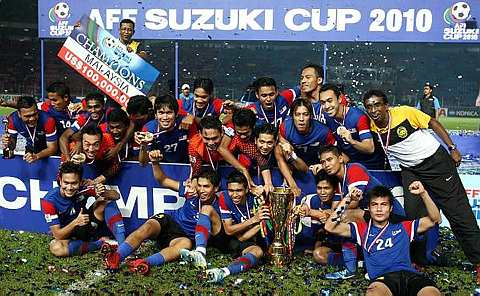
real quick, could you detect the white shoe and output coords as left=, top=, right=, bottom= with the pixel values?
left=179, top=249, right=207, bottom=269
left=206, top=268, right=226, bottom=283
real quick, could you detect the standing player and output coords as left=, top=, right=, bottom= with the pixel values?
left=325, top=183, right=441, bottom=296
left=41, top=161, right=125, bottom=257
left=281, top=64, right=324, bottom=121
left=363, top=89, right=480, bottom=283
left=118, top=19, right=147, bottom=58
left=319, top=84, right=385, bottom=170
left=40, top=82, right=81, bottom=136
left=248, top=77, right=292, bottom=127
left=416, top=83, right=441, bottom=120
left=178, top=78, right=224, bottom=121
left=2, top=96, right=58, bottom=163
left=254, top=123, right=278, bottom=178
left=205, top=171, right=269, bottom=283
left=138, top=94, right=197, bottom=164
left=276, top=98, right=336, bottom=196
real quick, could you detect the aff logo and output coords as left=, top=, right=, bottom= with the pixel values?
left=49, top=2, right=74, bottom=37
left=442, top=1, right=479, bottom=41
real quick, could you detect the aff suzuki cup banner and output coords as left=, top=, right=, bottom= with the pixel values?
left=0, top=156, right=408, bottom=234
left=57, top=15, right=160, bottom=107
left=39, top=0, right=480, bottom=42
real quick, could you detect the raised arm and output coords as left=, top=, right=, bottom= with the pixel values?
left=409, top=181, right=441, bottom=233
left=149, top=150, right=180, bottom=191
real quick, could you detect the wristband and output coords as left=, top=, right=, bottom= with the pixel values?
left=448, top=144, right=457, bottom=151
left=287, top=151, right=298, bottom=162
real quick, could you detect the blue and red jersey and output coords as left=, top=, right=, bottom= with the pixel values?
left=350, top=219, right=419, bottom=280
left=218, top=191, right=256, bottom=224
left=178, top=97, right=224, bottom=118
left=281, top=87, right=324, bottom=122
left=248, top=95, right=292, bottom=128
left=324, top=107, right=384, bottom=170
left=39, top=101, right=78, bottom=135
left=41, top=186, right=97, bottom=229
left=168, top=180, right=220, bottom=238
left=142, top=116, right=197, bottom=163
left=279, top=117, right=336, bottom=166
left=7, top=110, right=57, bottom=153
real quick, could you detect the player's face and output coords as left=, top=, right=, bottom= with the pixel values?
left=119, top=23, right=134, bottom=44
left=227, top=182, right=248, bottom=205
left=293, top=105, right=311, bottom=133
left=201, top=128, right=222, bottom=150
left=423, top=86, right=432, bottom=96
left=368, top=196, right=392, bottom=224
left=48, top=92, right=69, bottom=111
left=156, top=106, right=176, bottom=130
left=256, top=86, right=278, bottom=111
left=319, top=152, right=342, bottom=175
left=182, top=88, right=190, bottom=96
left=319, top=90, right=340, bottom=117
left=197, top=177, right=217, bottom=202
left=19, top=105, right=39, bottom=128
left=300, top=67, right=322, bottom=94
left=364, top=96, right=388, bottom=126
left=235, top=125, right=252, bottom=140
left=316, top=180, right=335, bottom=203
left=59, top=172, right=81, bottom=198
left=86, top=99, right=104, bottom=121
left=82, top=134, right=101, bottom=160
left=194, top=87, right=210, bottom=110
left=256, top=133, right=276, bottom=156
left=108, top=121, right=126, bottom=142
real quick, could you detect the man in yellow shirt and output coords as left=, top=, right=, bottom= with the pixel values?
left=119, top=19, right=147, bottom=59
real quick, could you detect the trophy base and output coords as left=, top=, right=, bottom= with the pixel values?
left=268, top=242, right=289, bottom=267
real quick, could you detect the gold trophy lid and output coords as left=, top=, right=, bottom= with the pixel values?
left=272, top=187, right=292, bottom=194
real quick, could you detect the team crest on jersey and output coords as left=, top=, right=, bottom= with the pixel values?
left=396, top=126, right=408, bottom=138
left=279, top=106, right=288, bottom=114
left=189, top=155, right=197, bottom=164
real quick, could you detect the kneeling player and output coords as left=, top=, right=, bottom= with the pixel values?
left=325, top=182, right=441, bottom=296
left=41, top=161, right=125, bottom=257
left=205, top=171, right=270, bottom=283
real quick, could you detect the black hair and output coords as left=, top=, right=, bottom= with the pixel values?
left=314, top=170, right=339, bottom=188
left=85, top=93, right=105, bottom=105
left=16, top=96, right=37, bottom=110
left=81, top=125, right=103, bottom=140
left=319, top=145, right=341, bottom=158
left=363, top=89, right=388, bottom=104
left=193, top=78, right=214, bottom=95
left=254, top=123, right=278, bottom=140
left=301, top=63, right=324, bottom=80
left=320, top=83, right=341, bottom=99
left=253, top=77, right=277, bottom=93
left=127, top=95, right=153, bottom=116
left=59, top=161, right=83, bottom=179
left=424, top=83, right=433, bottom=90
left=197, top=168, right=220, bottom=188
left=199, top=115, right=222, bottom=132
left=367, top=186, right=394, bottom=207
left=107, top=108, right=130, bottom=126
left=154, top=94, right=179, bottom=115
left=46, top=82, right=70, bottom=98
left=120, top=18, right=135, bottom=29
left=290, top=97, right=313, bottom=118
left=226, top=170, right=248, bottom=189
left=232, top=109, right=256, bottom=129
